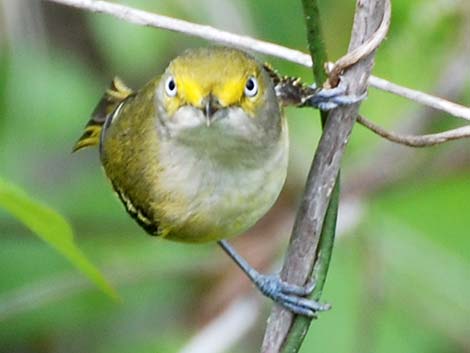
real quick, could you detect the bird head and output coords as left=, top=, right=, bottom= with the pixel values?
left=154, top=47, right=282, bottom=146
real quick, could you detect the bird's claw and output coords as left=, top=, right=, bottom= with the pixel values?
left=254, top=274, right=331, bottom=317
left=307, top=80, right=367, bottom=111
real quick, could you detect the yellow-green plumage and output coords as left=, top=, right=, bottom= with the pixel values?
left=73, top=77, right=134, bottom=152
left=73, top=47, right=344, bottom=317
left=75, top=47, right=288, bottom=243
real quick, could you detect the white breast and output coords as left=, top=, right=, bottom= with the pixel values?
left=157, top=119, right=289, bottom=240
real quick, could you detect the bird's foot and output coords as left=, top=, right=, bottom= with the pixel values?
left=253, top=273, right=331, bottom=317
left=307, top=80, right=367, bottom=111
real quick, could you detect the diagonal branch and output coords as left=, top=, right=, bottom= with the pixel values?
left=260, top=0, right=338, bottom=352
left=44, top=0, right=470, bottom=121
left=368, top=75, right=470, bottom=121
left=44, top=0, right=311, bottom=67
left=261, top=0, right=389, bottom=352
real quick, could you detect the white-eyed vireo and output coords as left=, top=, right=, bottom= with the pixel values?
left=74, top=47, right=358, bottom=316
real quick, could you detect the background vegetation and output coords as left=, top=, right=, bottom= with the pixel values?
left=0, top=1, right=469, bottom=352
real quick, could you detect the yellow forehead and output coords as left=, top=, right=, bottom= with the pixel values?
left=168, top=47, right=261, bottom=107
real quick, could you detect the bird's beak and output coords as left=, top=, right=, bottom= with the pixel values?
left=202, top=95, right=222, bottom=126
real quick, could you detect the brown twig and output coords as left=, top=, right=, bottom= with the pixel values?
left=328, top=0, right=391, bottom=86
left=261, top=0, right=388, bottom=351
left=357, top=115, right=470, bottom=147
left=344, top=22, right=470, bottom=198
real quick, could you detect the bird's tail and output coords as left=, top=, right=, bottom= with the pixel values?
left=72, top=77, right=134, bottom=152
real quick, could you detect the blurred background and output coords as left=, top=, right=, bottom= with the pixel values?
left=0, top=0, right=469, bottom=352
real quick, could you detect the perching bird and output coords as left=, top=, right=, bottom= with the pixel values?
left=74, top=47, right=358, bottom=316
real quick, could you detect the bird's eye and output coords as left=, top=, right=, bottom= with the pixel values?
left=165, top=76, right=177, bottom=97
left=244, top=76, right=258, bottom=97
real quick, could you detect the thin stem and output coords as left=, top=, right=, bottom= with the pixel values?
left=278, top=0, right=339, bottom=351
left=280, top=183, right=339, bottom=353
left=328, top=0, right=391, bottom=86
left=44, top=0, right=312, bottom=66
left=44, top=0, right=470, bottom=121
left=357, top=115, right=470, bottom=147
left=262, top=0, right=389, bottom=351
left=368, top=75, right=470, bottom=121
left=302, top=1, right=328, bottom=87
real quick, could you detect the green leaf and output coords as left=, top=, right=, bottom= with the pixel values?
left=0, top=176, right=119, bottom=301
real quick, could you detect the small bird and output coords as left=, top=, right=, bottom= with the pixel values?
left=74, top=47, right=352, bottom=316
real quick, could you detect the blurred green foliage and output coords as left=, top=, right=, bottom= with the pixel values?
left=0, top=177, right=117, bottom=300
left=0, top=1, right=469, bottom=352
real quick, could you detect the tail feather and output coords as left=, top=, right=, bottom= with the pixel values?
left=73, top=77, right=134, bottom=152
